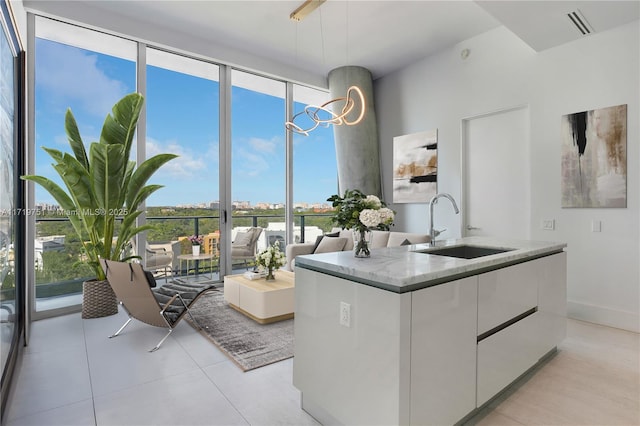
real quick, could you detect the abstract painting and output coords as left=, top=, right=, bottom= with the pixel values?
left=561, top=104, right=627, bottom=208
left=393, top=129, right=437, bottom=203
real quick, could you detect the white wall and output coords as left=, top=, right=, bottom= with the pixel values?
left=375, top=23, right=639, bottom=332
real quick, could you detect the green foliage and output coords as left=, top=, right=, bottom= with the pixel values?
left=23, top=93, right=178, bottom=280
left=36, top=250, right=93, bottom=284
left=327, top=189, right=394, bottom=232
left=32, top=207, right=337, bottom=286
left=1, top=270, right=16, bottom=301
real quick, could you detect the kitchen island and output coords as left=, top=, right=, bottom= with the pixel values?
left=293, top=237, right=567, bottom=425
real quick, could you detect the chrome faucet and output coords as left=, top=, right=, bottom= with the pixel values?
left=429, top=193, right=460, bottom=245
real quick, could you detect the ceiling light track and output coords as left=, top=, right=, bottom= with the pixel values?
left=290, top=0, right=327, bottom=22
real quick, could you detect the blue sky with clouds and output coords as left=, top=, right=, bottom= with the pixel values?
left=35, top=38, right=337, bottom=207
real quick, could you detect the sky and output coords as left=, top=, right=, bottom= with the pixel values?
left=34, top=38, right=338, bottom=208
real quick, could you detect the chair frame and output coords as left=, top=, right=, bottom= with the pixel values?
left=144, top=245, right=173, bottom=277
left=100, top=259, right=215, bottom=352
left=231, top=227, right=263, bottom=270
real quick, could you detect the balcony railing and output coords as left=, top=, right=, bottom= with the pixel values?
left=30, top=212, right=334, bottom=310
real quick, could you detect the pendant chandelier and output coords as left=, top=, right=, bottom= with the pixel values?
left=285, top=0, right=365, bottom=136
left=285, top=85, right=365, bottom=136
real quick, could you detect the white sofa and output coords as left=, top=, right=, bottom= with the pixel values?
left=284, top=228, right=430, bottom=271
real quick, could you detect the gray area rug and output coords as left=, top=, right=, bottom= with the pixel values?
left=185, top=289, right=294, bottom=371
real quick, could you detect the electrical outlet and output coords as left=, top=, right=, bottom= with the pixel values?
left=542, top=219, right=555, bottom=230
left=340, top=302, right=351, bottom=327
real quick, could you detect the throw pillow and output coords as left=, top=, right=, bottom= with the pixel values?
left=311, top=235, right=325, bottom=253
left=314, top=237, right=348, bottom=254
left=144, top=270, right=157, bottom=288
left=311, top=231, right=342, bottom=253
left=400, top=239, right=412, bottom=246
left=233, top=231, right=252, bottom=247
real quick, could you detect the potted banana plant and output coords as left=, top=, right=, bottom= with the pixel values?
left=23, top=93, right=177, bottom=318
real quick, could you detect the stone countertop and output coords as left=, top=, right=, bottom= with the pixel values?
left=294, top=237, right=567, bottom=293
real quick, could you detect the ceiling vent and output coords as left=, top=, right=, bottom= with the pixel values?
left=567, top=9, right=594, bottom=35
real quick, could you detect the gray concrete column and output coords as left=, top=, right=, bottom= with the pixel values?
left=328, top=66, right=381, bottom=198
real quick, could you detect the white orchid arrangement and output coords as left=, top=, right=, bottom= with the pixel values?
left=255, top=240, right=287, bottom=274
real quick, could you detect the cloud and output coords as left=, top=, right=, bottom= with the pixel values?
left=146, top=137, right=207, bottom=179
left=36, top=39, right=129, bottom=117
left=204, top=141, right=219, bottom=165
left=236, top=148, right=270, bottom=177
left=249, top=137, right=277, bottom=154
left=232, top=136, right=282, bottom=177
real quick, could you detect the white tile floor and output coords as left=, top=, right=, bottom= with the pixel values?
left=4, top=307, right=319, bottom=426
left=4, top=312, right=639, bottom=426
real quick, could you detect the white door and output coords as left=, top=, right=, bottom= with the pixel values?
left=462, top=106, right=530, bottom=239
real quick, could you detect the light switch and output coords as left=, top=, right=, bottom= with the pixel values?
left=591, top=220, right=602, bottom=232
left=542, top=219, right=555, bottom=231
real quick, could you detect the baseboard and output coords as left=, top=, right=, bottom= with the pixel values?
left=301, top=393, right=344, bottom=426
left=567, top=300, right=640, bottom=333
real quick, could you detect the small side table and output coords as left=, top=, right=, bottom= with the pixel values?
left=177, top=253, right=216, bottom=280
left=224, top=270, right=294, bottom=324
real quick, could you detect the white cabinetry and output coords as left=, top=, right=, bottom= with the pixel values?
left=477, top=312, right=541, bottom=405
left=538, top=252, right=567, bottom=355
left=293, top=248, right=567, bottom=426
left=478, top=260, right=538, bottom=335
left=411, top=277, right=477, bottom=425
left=476, top=253, right=566, bottom=406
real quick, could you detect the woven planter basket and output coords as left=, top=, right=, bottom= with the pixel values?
left=82, top=279, right=118, bottom=319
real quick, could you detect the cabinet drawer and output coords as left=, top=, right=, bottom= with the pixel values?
left=477, top=312, right=541, bottom=406
left=478, top=260, right=539, bottom=335
left=410, top=276, right=477, bottom=425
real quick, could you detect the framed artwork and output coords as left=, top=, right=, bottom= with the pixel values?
left=392, top=129, right=437, bottom=203
left=561, top=104, right=627, bottom=208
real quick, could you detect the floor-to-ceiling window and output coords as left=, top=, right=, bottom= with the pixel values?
left=292, top=84, right=338, bottom=243
left=145, top=48, right=220, bottom=278
left=29, top=15, right=337, bottom=315
left=231, top=70, right=286, bottom=264
left=33, top=17, right=136, bottom=314
left=0, top=0, right=24, bottom=417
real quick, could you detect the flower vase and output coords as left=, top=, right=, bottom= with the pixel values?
left=192, top=245, right=200, bottom=256
left=353, top=229, right=373, bottom=258
left=266, top=267, right=275, bottom=281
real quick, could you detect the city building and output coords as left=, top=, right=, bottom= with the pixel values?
left=33, top=235, right=65, bottom=271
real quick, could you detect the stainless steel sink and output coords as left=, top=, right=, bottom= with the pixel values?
left=415, top=245, right=514, bottom=259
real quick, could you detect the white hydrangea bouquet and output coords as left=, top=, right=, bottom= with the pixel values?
left=255, top=240, right=287, bottom=281
left=327, top=189, right=395, bottom=257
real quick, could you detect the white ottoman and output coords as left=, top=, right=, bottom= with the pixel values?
left=223, top=270, right=295, bottom=324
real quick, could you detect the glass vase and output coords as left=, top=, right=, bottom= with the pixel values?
left=353, top=229, right=373, bottom=258
left=266, top=266, right=275, bottom=281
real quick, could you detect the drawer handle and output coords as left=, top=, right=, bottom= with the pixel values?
left=477, top=307, right=538, bottom=343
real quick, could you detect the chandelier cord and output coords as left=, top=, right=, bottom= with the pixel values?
left=319, top=7, right=326, bottom=71
left=284, top=0, right=366, bottom=136
left=346, top=1, right=349, bottom=66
